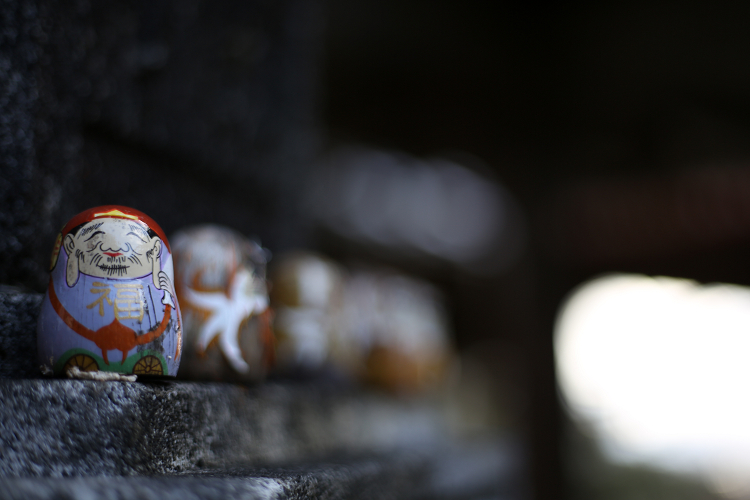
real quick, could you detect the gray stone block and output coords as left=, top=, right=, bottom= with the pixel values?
left=0, top=0, right=323, bottom=291
left=0, top=0, right=85, bottom=290
left=76, top=0, right=323, bottom=252
left=84, top=0, right=323, bottom=180
left=0, top=289, right=41, bottom=378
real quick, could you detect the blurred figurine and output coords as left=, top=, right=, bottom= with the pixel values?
left=269, top=251, right=454, bottom=392
left=270, top=252, right=351, bottom=374
left=37, top=206, right=182, bottom=380
left=171, top=225, right=272, bottom=382
left=347, top=269, right=453, bottom=392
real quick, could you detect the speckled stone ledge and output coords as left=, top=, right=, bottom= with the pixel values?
left=0, top=379, right=449, bottom=476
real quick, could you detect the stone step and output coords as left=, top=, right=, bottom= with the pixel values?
left=0, top=379, right=452, bottom=476
left=0, top=292, right=523, bottom=499
left=0, top=445, right=520, bottom=500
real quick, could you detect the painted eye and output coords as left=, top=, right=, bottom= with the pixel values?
left=126, top=231, right=149, bottom=243
left=84, top=231, right=105, bottom=242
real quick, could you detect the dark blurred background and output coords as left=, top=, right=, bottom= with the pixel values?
left=324, top=3, right=750, bottom=499
left=4, top=1, right=750, bottom=498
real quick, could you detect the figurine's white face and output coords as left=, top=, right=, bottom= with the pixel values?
left=63, top=218, right=161, bottom=285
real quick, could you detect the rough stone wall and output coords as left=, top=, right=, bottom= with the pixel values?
left=0, top=0, right=323, bottom=291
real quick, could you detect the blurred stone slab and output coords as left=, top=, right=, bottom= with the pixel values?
left=1, top=476, right=283, bottom=500
left=0, top=444, right=520, bottom=500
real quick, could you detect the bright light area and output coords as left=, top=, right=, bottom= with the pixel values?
left=555, top=274, right=750, bottom=497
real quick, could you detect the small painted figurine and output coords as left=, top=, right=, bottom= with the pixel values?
left=270, top=252, right=454, bottom=392
left=37, top=206, right=182, bottom=379
left=270, top=252, right=351, bottom=374
left=352, top=270, right=453, bottom=392
left=171, top=225, right=272, bottom=382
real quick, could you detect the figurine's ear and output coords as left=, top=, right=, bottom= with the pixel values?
left=150, top=238, right=162, bottom=275
left=66, top=249, right=80, bottom=287
left=147, top=238, right=161, bottom=260
left=63, top=234, right=75, bottom=256
left=153, top=238, right=162, bottom=258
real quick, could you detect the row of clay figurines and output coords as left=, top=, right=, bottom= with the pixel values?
left=37, top=206, right=453, bottom=391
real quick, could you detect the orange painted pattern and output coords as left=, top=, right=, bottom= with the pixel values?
left=48, top=278, right=172, bottom=364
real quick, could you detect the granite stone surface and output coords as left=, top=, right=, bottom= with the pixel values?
left=0, top=290, right=41, bottom=378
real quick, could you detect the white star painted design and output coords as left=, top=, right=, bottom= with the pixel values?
left=182, top=267, right=268, bottom=373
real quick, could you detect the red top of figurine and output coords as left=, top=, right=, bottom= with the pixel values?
left=61, top=205, right=170, bottom=251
